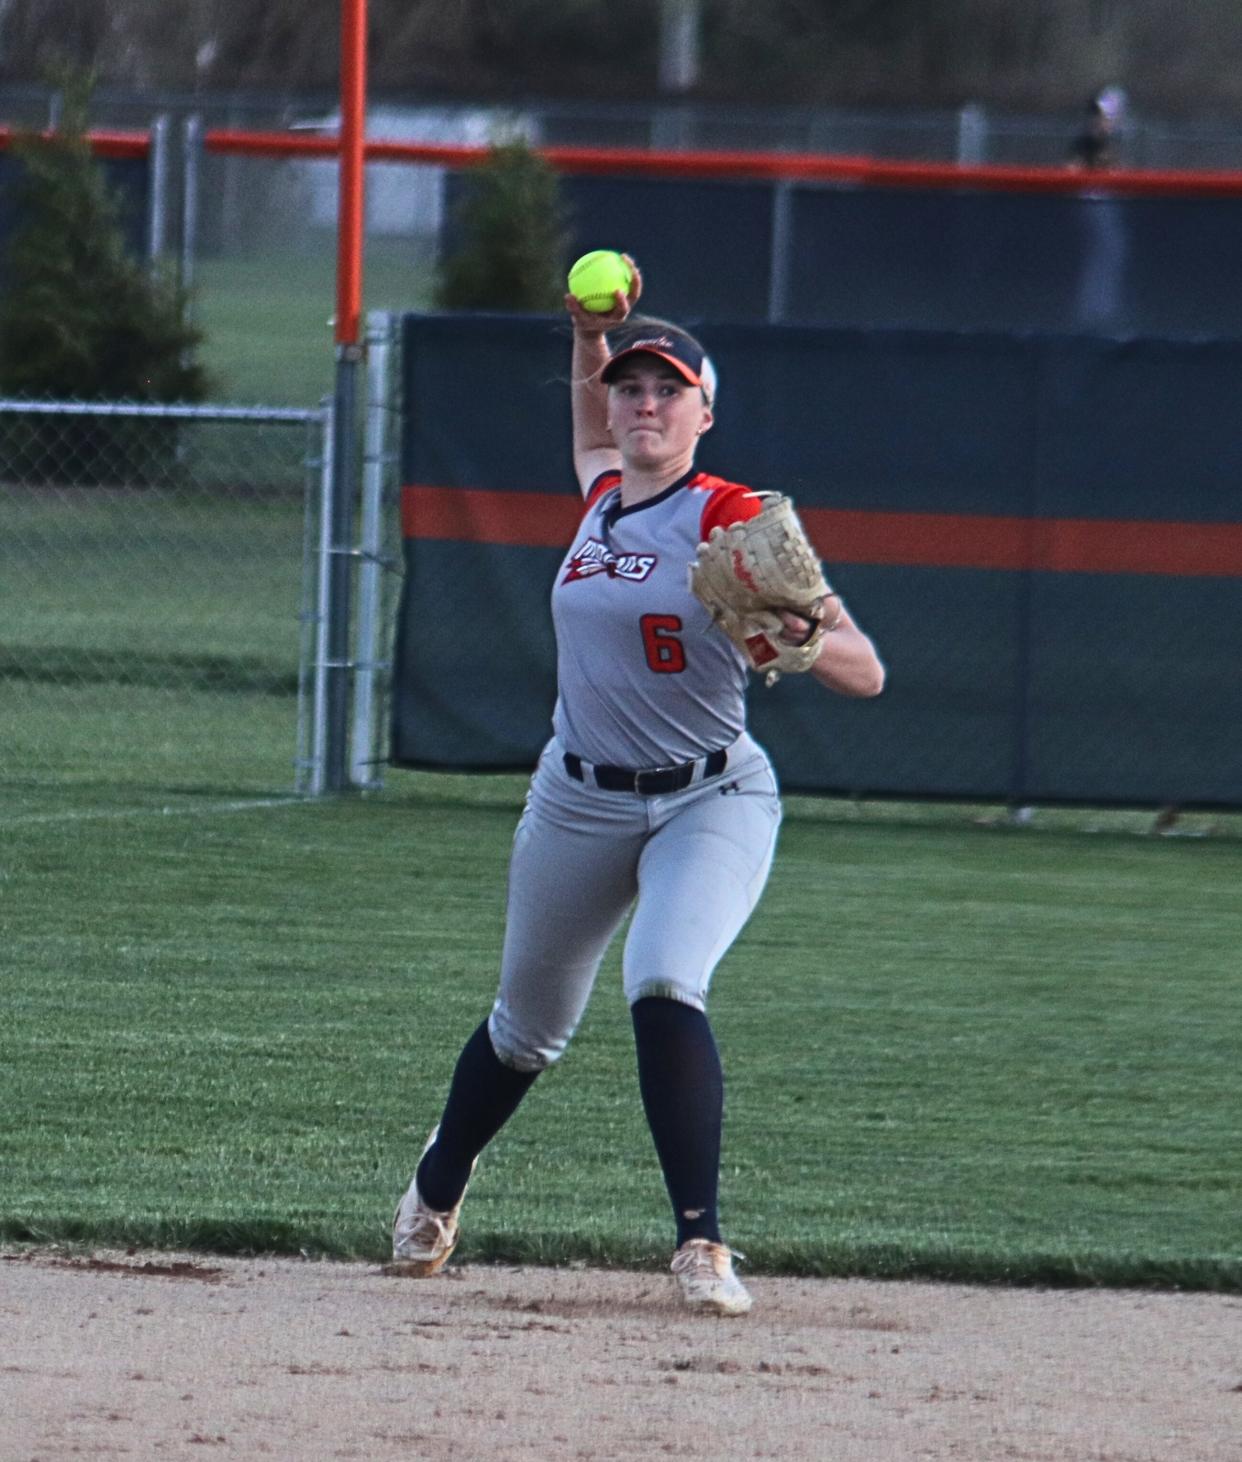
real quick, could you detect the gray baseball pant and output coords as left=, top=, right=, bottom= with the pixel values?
left=487, top=732, right=782, bottom=1072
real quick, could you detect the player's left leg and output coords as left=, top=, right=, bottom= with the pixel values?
left=621, top=738, right=781, bottom=1313
left=624, top=739, right=781, bottom=1011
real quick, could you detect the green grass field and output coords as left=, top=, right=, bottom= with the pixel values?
left=2, top=257, right=1239, bottom=1293
left=193, top=241, right=433, bottom=405
left=2, top=770, right=1240, bottom=1291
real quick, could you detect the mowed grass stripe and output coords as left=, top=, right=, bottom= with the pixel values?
left=6, top=796, right=315, bottom=827
left=1, top=779, right=1239, bottom=1289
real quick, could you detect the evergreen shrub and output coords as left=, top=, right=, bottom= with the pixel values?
left=0, top=72, right=208, bottom=486
left=436, top=139, right=570, bottom=313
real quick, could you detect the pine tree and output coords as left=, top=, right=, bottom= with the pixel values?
left=436, top=140, right=569, bottom=313
left=0, top=71, right=207, bottom=402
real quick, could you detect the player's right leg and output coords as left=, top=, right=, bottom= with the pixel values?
left=486, top=747, right=645, bottom=1072
left=392, top=741, right=645, bottom=1272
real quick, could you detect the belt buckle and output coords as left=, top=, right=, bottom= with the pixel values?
left=634, top=764, right=676, bottom=795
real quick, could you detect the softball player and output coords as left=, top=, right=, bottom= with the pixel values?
left=393, top=262, right=885, bottom=1315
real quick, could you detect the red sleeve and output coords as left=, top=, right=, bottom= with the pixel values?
left=585, top=470, right=622, bottom=511
left=699, top=482, right=763, bottom=541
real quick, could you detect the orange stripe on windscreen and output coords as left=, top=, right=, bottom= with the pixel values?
left=401, top=485, right=1242, bottom=577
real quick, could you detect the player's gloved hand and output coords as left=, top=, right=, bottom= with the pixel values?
left=689, top=493, right=841, bottom=685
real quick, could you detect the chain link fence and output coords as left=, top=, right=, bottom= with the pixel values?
left=0, top=399, right=331, bottom=806
left=10, top=82, right=1242, bottom=293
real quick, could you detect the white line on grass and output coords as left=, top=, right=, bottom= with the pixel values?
left=6, top=796, right=324, bottom=828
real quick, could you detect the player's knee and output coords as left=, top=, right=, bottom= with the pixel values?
left=495, top=1041, right=559, bottom=1074
left=487, top=1010, right=569, bottom=1074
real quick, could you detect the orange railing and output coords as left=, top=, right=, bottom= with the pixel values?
left=8, top=121, right=1242, bottom=197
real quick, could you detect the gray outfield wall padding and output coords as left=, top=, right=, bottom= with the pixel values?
left=392, top=314, right=1242, bottom=807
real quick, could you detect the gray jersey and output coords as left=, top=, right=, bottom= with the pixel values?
left=551, top=470, right=759, bottom=767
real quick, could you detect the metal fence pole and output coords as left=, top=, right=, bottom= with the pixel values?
left=658, top=0, right=701, bottom=93
left=324, top=350, right=360, bottom=792
left=180, top=114, right=203, bottom=305
left=350, top=312, right=393, bottom=789
left=767, top=179, right=793, bottom=323
left=957, top=103, right=987, bottom=165
left=147, top=113, right=171, bottom=264
left=309, top=401, right=337, bottom=797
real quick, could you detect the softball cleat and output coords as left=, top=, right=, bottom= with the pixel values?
left=670, top=1238, right=753, bottom=1316
left=390, top=1126, right=476, bottom=1276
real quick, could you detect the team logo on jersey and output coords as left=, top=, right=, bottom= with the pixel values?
left=562, top=537, right=657, bottom=584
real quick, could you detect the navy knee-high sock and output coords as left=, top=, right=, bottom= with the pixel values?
left=631, top=996, right=724, bottom=1247
left=416, top=1019, right=538, bottom=1212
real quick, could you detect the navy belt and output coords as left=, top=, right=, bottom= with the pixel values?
left=563, top=748, right=728, bottom=795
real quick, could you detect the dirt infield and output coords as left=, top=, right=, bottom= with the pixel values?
left=2, top=1248, right=1239, bottom=1461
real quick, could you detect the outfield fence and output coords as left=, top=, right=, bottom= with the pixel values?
left=393, top=315, right=1242, bottom=811
left=0, top=314, right=407, bottom=809
left=0, top=395, right=385, bottom=802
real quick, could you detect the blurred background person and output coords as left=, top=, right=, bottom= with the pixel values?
left=1070, top=86, right=1129, bottom=329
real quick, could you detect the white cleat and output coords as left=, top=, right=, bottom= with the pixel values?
left=671, top=1238, right=753, bottom=1316
left=390, top=1126, right=476, bottom=1276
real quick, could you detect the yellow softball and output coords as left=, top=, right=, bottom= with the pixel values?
left=567, top=250, right=633, bottom=313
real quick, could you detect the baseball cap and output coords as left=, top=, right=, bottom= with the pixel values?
left=601, top=325, right=717, bottom=405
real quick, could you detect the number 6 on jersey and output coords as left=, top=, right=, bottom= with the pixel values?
left=640, top=614, right=686, bottom=673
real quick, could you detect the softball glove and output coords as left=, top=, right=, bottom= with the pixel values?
left=690, top=492, right=840, bottom=685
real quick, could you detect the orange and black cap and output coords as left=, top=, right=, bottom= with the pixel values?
left=601, top=326, right=716, bottom=403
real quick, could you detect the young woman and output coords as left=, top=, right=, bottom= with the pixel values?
left=393, top=262, right=885, bottom=1315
